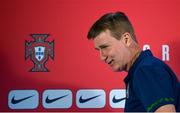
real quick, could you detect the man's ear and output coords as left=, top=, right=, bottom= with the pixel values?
left=121, top=32, right=132, bottom=47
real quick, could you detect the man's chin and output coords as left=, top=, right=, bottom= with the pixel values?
left=111, top=67, right=122, bottom=72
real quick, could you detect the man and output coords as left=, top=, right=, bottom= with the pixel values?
left=87, top=11, right=180, bottom=112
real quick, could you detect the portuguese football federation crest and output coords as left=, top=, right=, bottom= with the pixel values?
left=25, top=34, right=54, bottom=72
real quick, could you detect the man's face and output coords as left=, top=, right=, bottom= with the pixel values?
left=94, top=29, right=130, bottom=72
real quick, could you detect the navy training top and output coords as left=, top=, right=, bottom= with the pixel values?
left=124, top=50, right=180, bottom=112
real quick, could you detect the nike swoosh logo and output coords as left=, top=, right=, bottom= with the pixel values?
left=79, top=95, right=101, bottom=103
left=11, top=95, right=34, bottom=104
left=112, top=96, right=126, bottom=103
left=46, top=94, right=68, bottom=104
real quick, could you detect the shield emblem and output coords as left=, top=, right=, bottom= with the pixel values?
left=34, top=46, right=45, bottom=61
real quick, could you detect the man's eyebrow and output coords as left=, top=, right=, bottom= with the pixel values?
left=94, top=44, right=108, bottom=51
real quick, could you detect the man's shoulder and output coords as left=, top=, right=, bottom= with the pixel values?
left=133, top=55, right=176, bottom=81
left=132, top=57, right=158, bottom=74
left=139, top=55, right=164, bottom=67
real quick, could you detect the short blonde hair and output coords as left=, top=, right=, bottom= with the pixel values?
left=87, top=11, right=138, bottom=43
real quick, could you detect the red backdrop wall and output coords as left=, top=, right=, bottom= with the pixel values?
left=0, top=0, right=180, bottom=112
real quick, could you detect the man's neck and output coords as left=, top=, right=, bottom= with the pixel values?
left=125, top=47, right=141, bottom=72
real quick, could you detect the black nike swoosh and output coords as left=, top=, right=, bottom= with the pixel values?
left=11, top=95, right=34, bottom=104
left=46, top=94, right=68, bottom=104
left=79, top=95, right=101, bottom=103
left=112, top=96, right=126, bottom=103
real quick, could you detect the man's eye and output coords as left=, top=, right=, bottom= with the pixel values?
left=101, top=45, right=108, bottom=49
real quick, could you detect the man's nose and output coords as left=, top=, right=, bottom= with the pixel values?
left=100, top=50, right=107, bottom=61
